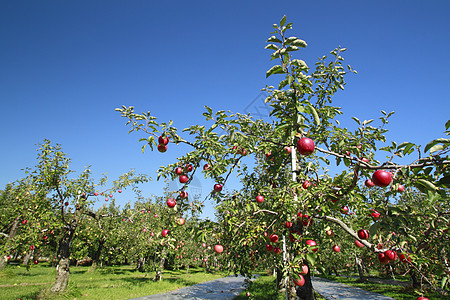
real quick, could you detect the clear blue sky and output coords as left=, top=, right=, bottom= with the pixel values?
left=1, top=1, right=449, bottom=219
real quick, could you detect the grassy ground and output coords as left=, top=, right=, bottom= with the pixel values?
left=0, top=263, right=227, bottom=300
left=318, top=274, right=447, bottom=300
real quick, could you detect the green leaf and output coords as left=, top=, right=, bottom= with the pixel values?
left=424, top=138, right=450, bottom=153
left=291, top=39, right=308, bottom=48
left=308, top=104, right=321, bottom=126
left=291, top=59, right=308, bottom=69
left=445, top=119, right=450, bottom=130
left=286, top=45, right=299, bottom=52
left=265, top=44, right=278, bottom=50
left=415, top=179, right=437, bottom=192
left=306, top=253, right=316, bottom=265
left=352, top=117, right=361, bottom=125
left=280, top=15, right=287, bottom=27
left=267, top=36, right=282, bottom=43
left=438, top=175, right=450, bottom=187
left=429, top=144, right=444, bottom=153
left=441, top=276, right=449, bottom=290
left=266, top=65, right=284, bottom=78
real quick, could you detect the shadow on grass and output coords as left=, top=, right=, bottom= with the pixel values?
left=235, top=274, right=280, bottom=300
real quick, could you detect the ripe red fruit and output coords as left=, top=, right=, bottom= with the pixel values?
left=326, top=230, right=334, bottom=237
left=175, top=167, right=183, bottom=175
left=302, top=215, right=313, bottom=227
left=285, top=222, right=293, bottom=228
left=340, top=206, right=349, bottom=214
left=179, top=175, right=188, bottom=183
left=332, top=245, right=341, bottom=252
left=167, top=198, right=176, bottom=208
left=397, top=184, right=404, bottom=192
left=399, top=253, right=411, bottom=263
left=185, top=164, right=193, bottom=172
left=94, top=192, right=99, bottom=196
left=354, top=240, right=364, bottom=248
left=378, top=252, right=390, bottom=264
left=266, top=244, right=273, bottom=252
left=297, top=137, right=315, bottom=156
left=179, top=191, right=188, bottom=199
left=372, top=170, right=392, bottom=187
left=214, top=245, right=224, bottom=254
left=43, top=236, right=48, bottom=240
left=300, top=264, right=309, bottom=275
left=416, top=297, right=429, bottom=300
left=266, top=152, right=273, bottom=160
left=213, top=184, right=223, bottom=192
left=371, top=211, right=381, bottom=220
left=273, top=247, right=282, bottom=255
left=203, top=163, right=211, bottom=171
left=285, top=146, right=292, bottom=154
left=22, top=220, right=28, bottom=225
left=302, top=181, right=311, bottom=189
left=177, top=218, right=185, bottom=225
left=158, top=135, right=169, bottom=145
left=306, top=239, right=318, bottom=252
left=385, top=250, right=397, bottom=261
left=34, top=260, right=39, bottom=265
left=29, top=245, right=35, bottom=250
left=109, top=194, right=113, bottom=198
left=364, top=179, right=375, bottom=187
left=357, top=229, right=369, bottom=240
left=64, top=202, right=69, bottom=206
left=162, top=229, right=169, bottom=237
left=269, top=234, right=279, bottom=243
left=256, top=195, right=264, bottom=203
left=293, top=275, right=305, bottom=287
left=157, top=144, right=167, bottom=153
left=118, top=189, right=122, bottom=193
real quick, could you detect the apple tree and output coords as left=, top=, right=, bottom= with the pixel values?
left=117, top=16, right=449, bottom=299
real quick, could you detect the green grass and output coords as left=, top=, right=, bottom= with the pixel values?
left=317, top=274, right=448, bottom=300
left=234, top=274, right=326, bottom=300
left=0, top=263, right=228, bottom=300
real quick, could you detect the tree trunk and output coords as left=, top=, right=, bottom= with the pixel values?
left=22, top=251, right=32, bottom=265
left=295, top=264, right=315, bottom=300
left=0, top=216, right=21, bottom=271
left=51, top=205, right=81, bottom=293
left=355, top=254, right=365, bottom=281
left=137, top=257, right=146, bottom=272
left=90, top=238, right=105, bottom=272
left=153, top=250, right=166, bottom=281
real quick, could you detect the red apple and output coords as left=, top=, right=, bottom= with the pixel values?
left=162, top=229, right=169, bottom=237
left=154, top=214, right=158, bottom=218
left=416, top=297, right=429, bottom=300
left=266, top=244, right=273, bottom=252
left=157, top=144, right=167, bottom=153
left=372, top=170, right=392, bottom=187
left=378, top=252, right=390, bottom=264
left=285, top=146, right=292, bottom=154
left=202, top=243, right=207, bottom=248
left=109, top=194, right=113, bottom=198
left=29, top=245, right=35, bottom=250
left=256, top=195, right=264, bottom=203
left=158, top=135, right=169, bottom=145
left=326, top=229, right=334, bottom=237
left=360, top=157, right=370, bottom=163
left=94, top=192, right=99, bottom=196
left=33, top=260, right=39, bottom=265
left=118, top=189, right=122, bottom=193
left=302, top=181, right=311, bottom=189
left=371, top=211, right=381, bottom=220
left=273, top=247, right=282, bottom=255
left=269, top=234, right=279, bottom=243
left=266, top=152, right=273, bottom=160
left=306, top=239, right=318, bottom=252
left=286, top=222, right=293, bottom=228
left=179, top=175, right=188, bottom=183
left=175, top=167, right=183, bottom=175
left=203, top=163, right=211, bottom=171
left=365, top=179, right=375, bottom=187
left=357, top=229, right=369, bottom=240
left=332, top=245, right=341, bottom=252
left=300, top=264, right=309, bottom=275
left=64, top=201, right=69, bottom=206
left=297, top=137, right=315, bottom=156
left=293, top=275, right=305, bottom=286
left=185, top=164, right=193, bottom=172
left=179, top=191, right=188, bottom=199
left=397, top=184, right=404, bottom=192
left=214, top=245, right=224, bottom=254
left=340, top=206, right=349, bottom=214
left=167, top=198, right=176, bottom=208
left=297, top=212, right=303, bottom=219
left=385, top=250, right=397, bottom=261
left=151, top=232, right=155, bottom=236
left=354, top=240, right=364, bottom=248
left=213, top=184, right=223, bottom=192
left=399, top=253, right=411, bottom=263
left=43, top=236, right=48, bottom=240
left=22, top=220, right=28, bottom=225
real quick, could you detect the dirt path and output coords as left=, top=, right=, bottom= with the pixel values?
left=311, top=277, right=396, bottom=300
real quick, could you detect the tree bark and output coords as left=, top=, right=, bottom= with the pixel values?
left=0, top=216, right=21, bottom=271
left=51, top=205, right=81, bottom=292
left=355, top=254, right=365, bottom=281
left=153, top=249, right=166, bottom=281
left=22, top=251, right=32, bottom=265
left=295, top=263, right=315, bottom=300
